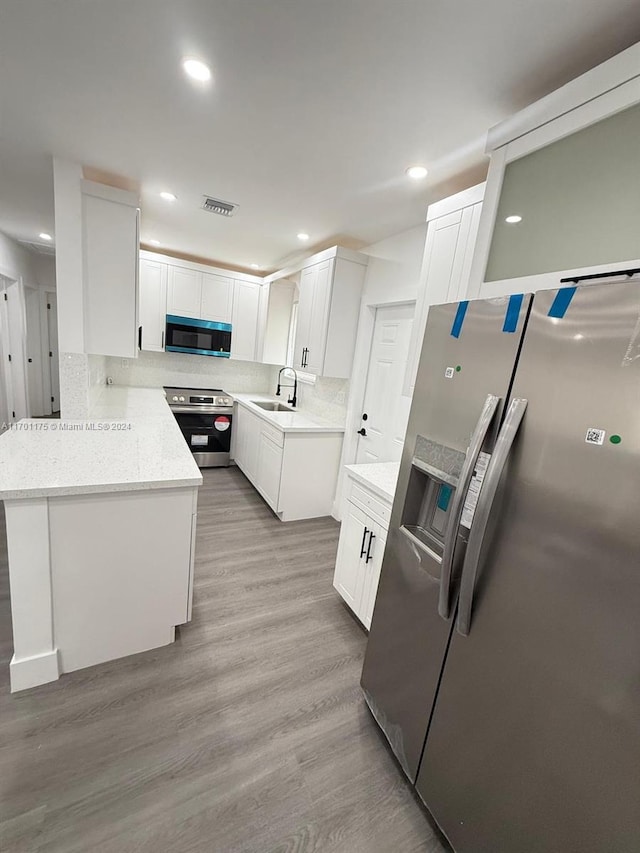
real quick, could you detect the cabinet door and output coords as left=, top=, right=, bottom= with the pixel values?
left=256, top=432, right=283, bottom=510
left=305, top=259, right=333, bottom=375
left=201, top=272, right=233, bottom=323
left=333, top=503, right=371, bottom=614
left=404, top=203, right=482, bottom=397
left=233, top=406, right=247, bottom=470
left=360, top=525, right=387, bottom=630
left=243, top=411, right=261, bottom=483
left=293, top=265, right=316, bottom=370
left=231, top=280, right=260, bottom=361
left=139, top=259, right=168, bottom=351
left=167, top=266, right=201, bottom=318
left=83, top=191, right=139, bottom=358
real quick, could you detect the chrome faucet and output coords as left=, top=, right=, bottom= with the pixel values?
left=276, top=367, right=298, bottom=407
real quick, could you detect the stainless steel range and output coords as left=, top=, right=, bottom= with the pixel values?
left=164, top=386, right=233, bottom=468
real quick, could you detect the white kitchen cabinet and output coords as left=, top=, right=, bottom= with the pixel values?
left=234, top=404, right=262, bottom=483
left=167, top=267, right=233, bottom=324
left=139, top=259, right=168, bottom=351
left=233, top=401, right=344, bottom=521
left=231, top=280, right=260, bottom=361
left=82, top=180, right=139, bottom=358
left=403, top=184, right=485, bottom=398
left=201, top=272, right=233, bottom=323
left=292, top=247, right=368, bottom=379
left=256, top=431, right=283, bottom=508
left=333, top=469, right=393, bottom=629
left=167, top=266, right=200, bottom=317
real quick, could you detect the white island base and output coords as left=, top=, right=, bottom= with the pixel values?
left=0, top=387, right=202, bottom=693
left=7, top=485, right=198, bottom=693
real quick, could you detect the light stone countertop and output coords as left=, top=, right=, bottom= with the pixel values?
left=344, top=461, right=401, bottom=504
left=232, top=393, right=346, bottom=433
left=0, top=386, right=202, bottom=500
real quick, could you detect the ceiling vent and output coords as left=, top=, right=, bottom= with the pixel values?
left=201, top=196, right=238, bottom=217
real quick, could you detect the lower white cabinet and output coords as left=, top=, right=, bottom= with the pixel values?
left=233, top=402, right=344, bottom=521
left=333, top=472, right=391, bottom=629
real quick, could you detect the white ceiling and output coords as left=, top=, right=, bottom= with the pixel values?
left=1, top=0, right=640, bottom=273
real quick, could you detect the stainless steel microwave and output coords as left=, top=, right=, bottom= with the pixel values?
left=165, top=315, right=232, bottom=358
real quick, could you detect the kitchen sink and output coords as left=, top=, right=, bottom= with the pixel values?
left=251, top=401, right=295, bottom=412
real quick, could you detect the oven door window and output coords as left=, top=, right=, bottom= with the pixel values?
left=175, top=413, right=233, bottom=454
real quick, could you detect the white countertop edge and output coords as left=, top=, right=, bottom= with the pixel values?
left=344, top=462, right=401, bottom=504
left=232, top=393, right=346, bottom=433
left=0, top=476, right=202, bottom=502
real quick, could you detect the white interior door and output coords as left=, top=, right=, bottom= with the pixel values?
left=5, top=279, right=28, bottom=420
left=356, top=303, right=414, bottom=464
left=25, top=285, right=45, bottom=416
left=47, top=293, right=60, bottom=413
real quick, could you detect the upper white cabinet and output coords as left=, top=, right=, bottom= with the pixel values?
left=167, top=266, right=233, bottom=323
left=231, top=280, right=260, bottom=361
left=167, top=266, right=200, bottom=317
left=139, top=259, right=168, bottom=352
left=403, top=184, right=485, bottom=398
left=201, top=273, right=234, bottom=323
left=141, top=250, right=263, bottom=360
left=292, top=248, right=368, bottom=378
left=82, top=181, right=139, bottom=358
left=468, top=45, right=640, bottom=300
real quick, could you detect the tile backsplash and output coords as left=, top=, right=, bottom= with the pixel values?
left=103, top=350, right=274, bottom=393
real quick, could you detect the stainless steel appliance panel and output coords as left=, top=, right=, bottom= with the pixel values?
left=416, top=281, right=640, bottom=852
left=361, top=294, right=532, bottom=781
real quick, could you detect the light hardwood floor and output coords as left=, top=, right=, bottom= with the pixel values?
left=0, top=467, right=448, bottom=852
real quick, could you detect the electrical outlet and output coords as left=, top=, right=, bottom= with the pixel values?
left=121, top=359, right=129, bottom=368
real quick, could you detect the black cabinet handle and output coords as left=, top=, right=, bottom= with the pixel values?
left=28, top=358, right=33, bottom=363
left=357, top=428, right=367, bottom=436
left=359, top=526, right=369, bottom=559
left=138, top=325, right=143, bottom=349
left=366, top=531, right=376, bottom=563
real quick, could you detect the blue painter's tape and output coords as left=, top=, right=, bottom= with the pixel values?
left=450, top=301, right=469, bottom=338
left=437, top=484, right=453, bottom=512
left=503, top=293, right=524, bottom=333
left=548, top=286, right=577, bottom=319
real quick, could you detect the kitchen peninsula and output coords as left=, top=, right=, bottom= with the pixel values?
left=0, top=386, right=202, bottom=692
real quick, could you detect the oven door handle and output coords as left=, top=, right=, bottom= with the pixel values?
left=169, top=407, right=234, bottom=415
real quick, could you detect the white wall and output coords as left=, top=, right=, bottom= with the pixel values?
left=31, top=254, right=56, bottom=291
left=0, top=230, right=38, bottom=283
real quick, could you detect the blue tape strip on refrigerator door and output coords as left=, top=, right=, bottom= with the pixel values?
left=503, top=293, right=524, bottom=332
left=548, top=286, right=577, bottom=319
left=450, top=300, right=469, bottom=338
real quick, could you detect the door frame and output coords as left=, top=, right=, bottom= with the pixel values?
left=332, top=297, right=415, bottom=520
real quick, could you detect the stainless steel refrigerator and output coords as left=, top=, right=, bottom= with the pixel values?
left=361, top=280, right=640, bottom=852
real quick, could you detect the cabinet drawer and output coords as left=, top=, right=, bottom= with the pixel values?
left=349, top=481, right=391, bottom=528
left=260, top=421, right=285, bottom=448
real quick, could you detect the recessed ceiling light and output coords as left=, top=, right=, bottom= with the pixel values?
left=182, top=57, right=212, bottom=82
left=160, top=191, right=177, bottom=201
left=39, top=232, right=52, bottom=241
left=148, top=239, right=160, bottom=246
left=297, top=232, right=310, bottom=242
left=406, top=165, right=428, bottom=180
left=505, top=215, right=523, bottom=224
left=250, top=263, right=260, bottom=269
left=573, top=333, right=584, bottom=340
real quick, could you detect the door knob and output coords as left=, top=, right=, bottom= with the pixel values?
left=357, top=428, right=367, bottom=436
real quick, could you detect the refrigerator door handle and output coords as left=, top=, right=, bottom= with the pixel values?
left=456, top=397, right=528, bottom=637
left=438, top=393, right=501, bottom=620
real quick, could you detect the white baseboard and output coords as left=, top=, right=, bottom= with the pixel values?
left=10, top=649, right=60, bottom=693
